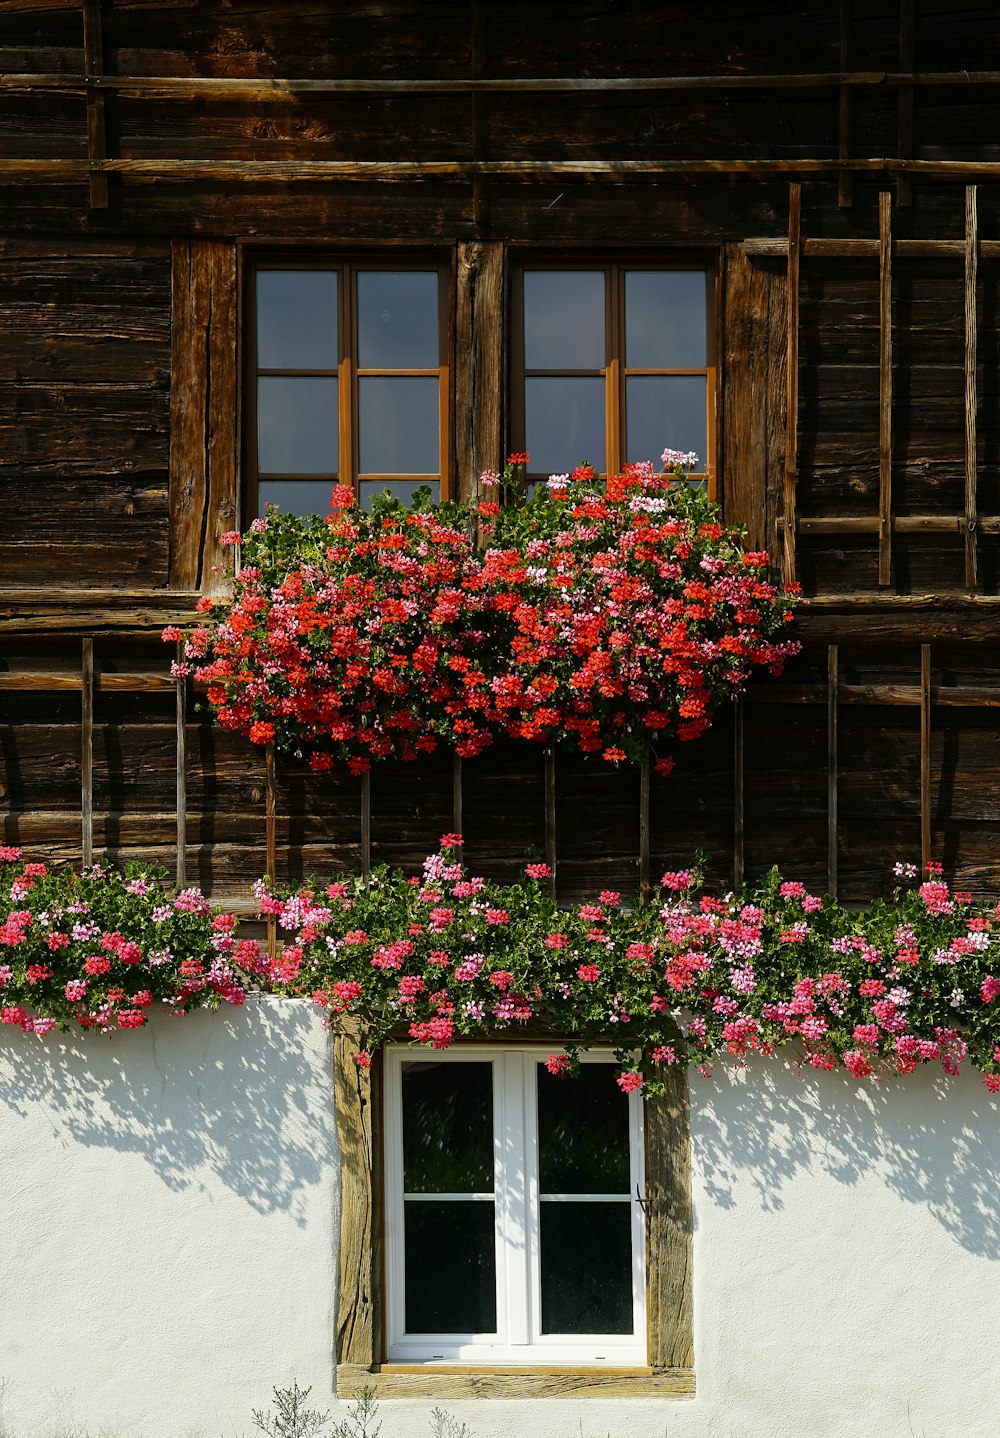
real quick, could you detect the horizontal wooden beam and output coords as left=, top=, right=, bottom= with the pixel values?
left=746, top=237, right=1000, bottom=259
left=748, top=682, right=1000, bottom=707
left=797, top=515, right=1000, bottom=535
left=5, top=157, right=1000, bottom=185
left=0, top=670, right=174, bottom=691
left=9, top=70, right=1000, bottom=101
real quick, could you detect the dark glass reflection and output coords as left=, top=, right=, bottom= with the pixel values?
left=359, top=480, right=440, bottom=511
left=537, top=1063, right=630, bottom=1194
left=258, top=480, right=335, bottom=517
left=404, top=1200, right=497, bottom=1334
left=357, top=271, right=439, bottom=369
left=523, top=271, right=605, bottom=370
left=625, top=375, right=706, bottom=470
left=402, top=1062, right=493, bottom=1193
left=256, top=271, right=339, bottom=370
left=257, top=376, right=338, bottom=474
left=625, top=271, right=707, bottom=369
left=358, top=376, right=439, bottom=473
left=540, top=1201, right=633, bottom=1334
left=525, top=377, right=604, bottom=475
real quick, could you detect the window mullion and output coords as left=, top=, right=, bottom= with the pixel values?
left=338, top=263, right=353, bottom=489
left=499, top=1050, right=529, bottom=1347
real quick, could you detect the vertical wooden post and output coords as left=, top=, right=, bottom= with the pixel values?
left=827, top=645, right=839, bottom=898
left=733, top=697, right=744, bottom=889
left=82, top=0, right=108, bottom=209
left=897, top=0, right=915, bottom=206
left=838, top=0, right=854, bottom=209
left=265, top=741, right=277, bottom=958
left=639, top=746, right=651, bottom=906
left=175, top=641, right=187, bottom=890
left=544, top=746, right=557, bottom=900
left=964, top=185, right=980, bottom=591
left=81, top=637, right=94, bottom=867
left=783, top=182, right=801, bottom=587
left=454, top=241, right=504, bottom=504
left=361, top=770, right=371, bottom=879
left=470, top=0, right=489, bottom=230
left=878, top=191, right=894, bottom=587
left=920, top=644, right=932, bottom=869
left=452, top=753, right=463, bottom=837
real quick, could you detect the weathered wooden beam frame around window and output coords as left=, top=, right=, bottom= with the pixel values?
left=169, top=241, right=240, bottom=591
left=332, top=1025, right=695, bottom=1400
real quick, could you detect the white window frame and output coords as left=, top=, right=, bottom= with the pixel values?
left=383, top=1045, right=647, bottom=1366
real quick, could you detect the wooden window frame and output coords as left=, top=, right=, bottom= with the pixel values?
left=509, top=257, right=718, bottom=501
left=244, top=255, right=453, bottom=522
left=333, top=1022, right=694, bottom=1401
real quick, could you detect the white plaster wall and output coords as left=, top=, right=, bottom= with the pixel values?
left=2, top=1018, right=1000, bottom=1437
left=0, top=997, right=339, bottom=1438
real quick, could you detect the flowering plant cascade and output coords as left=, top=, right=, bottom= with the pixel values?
left=0, top=846, right=251, bottom=1035
left=253, top=841, right=1000, bottom=1095
left=168, top=452, right=799, bottom=773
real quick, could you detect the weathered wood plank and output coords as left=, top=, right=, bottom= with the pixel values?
left=896, top=0, right=915, bottom=205
left=783, top=182, right=801, bottom=585
left=828, top=644, right=839, bottom=896
left=82, top=0, right=108, bottom=209
left=645, top=1063, right=694, bottom=1373
left=878, top=190, right=893, bottom=587
left=334, top=1030, right=383, bottom=1372
left=454, top=240, right=504, bottom=503
left=81, top=636, right=93, bottom=867
left=838, top=0, right=853, bottom=208
left=175, top=642, right=186, bottom=889
left=921, top=642, right=932, bottom=866
left=964, top=184, right=979, bottom=589
left=336, top=1364, right=694, bottom=1399
left=168, top=240, right=239, bottom=590
left=723, top=244, right=767, bottom=551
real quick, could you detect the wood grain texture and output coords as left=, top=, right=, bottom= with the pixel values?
left=645, top=1063, right=694, bottom=1373
left=175, top=645, right=186, bottom=889
left=964, top=185, right=979, bottom=589
left=80, top=636, right=93, bottom=867
left=838, top=0, right=854, bottom=208
left=454, top=240, right=503, bottom=503
left=878, top=191, right=893, bottom=587
left=828, top=644, right=839, bottom=897
left=921, top=643, right=932, bottom=866
left=82, top=0, right=108, bottom=210
left=334, top=1029, right=383, bottom=1372
left=336, top=1363, right=694, bottom=1399
left=169, top=240, right=239, bottom=591
left=783, top=182, right=801, bottom=586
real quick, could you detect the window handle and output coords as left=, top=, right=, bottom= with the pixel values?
left=635, top=1185, right=647, bottom=1214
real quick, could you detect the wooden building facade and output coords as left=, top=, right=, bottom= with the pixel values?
left=4, top=0, right=1000, bottom=909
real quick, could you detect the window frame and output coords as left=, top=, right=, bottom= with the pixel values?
left=332, top=1023, right=694, bottom=1400
left=509, top=257, right=718, bottom=499
left=245, top=253, right=453, bottom=522
left=382, top=1045, right=647, bottom=1366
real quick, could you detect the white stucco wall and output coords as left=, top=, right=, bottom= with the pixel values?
left=1, top=1012, right=998, bottom=1437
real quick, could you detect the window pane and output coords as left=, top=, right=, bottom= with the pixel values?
left=540, top=1201, right=633, bottom=1334
left=357, top=271, right=439, bottom=369
left=257, top=376, right=339, bottom=475
left=625, top=271, right=707, bottom=369
left=359, top=480, right=440, bottom=511
left=525, top=376, right=605, bottom=475
left=402, top=1061, right=493, bottom=1193
left=358, top=376, right=439, bottom=474
left=258, top=480, right=333, bottom=517
left=404, top=1200, right=497, bottom=1334
left=537, top=1064, right=630, bottom=1195
left=256, top=270, right=339, bottom=370
left=625, top=375, right=706, bottom=470
left=523, top=271, right=605, bottom=370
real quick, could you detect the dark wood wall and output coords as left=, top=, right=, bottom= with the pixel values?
left=4, top=0, right=1000, bottom=903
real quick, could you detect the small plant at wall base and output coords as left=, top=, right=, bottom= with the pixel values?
left=165, top=450, right=798, bottom=774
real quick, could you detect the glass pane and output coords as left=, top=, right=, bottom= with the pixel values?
left=537, top=1063, right=630, bottom=1194
left=256, top=271, right=339, bottom=370
left=257, top=376, right=339, bottom=475
left=540, top=1201, right=633, bottom=1334
left=404, top=1200, right=497, bottom=1334
left=625, top=271, right=707, bottom=369
left=625, top=375, right=706, bottom=470
left=525, top=376, right=605, bottom=476
left=357, top=271, right=439, bottom=369
left=258, top=480, right=334, bottom=517
left=359, top=480, right=440, bottom=512
left=358, top=376, right=439, bottom=474
left=402, top=1061, right=493, bottom=1193
left=523, top=271, right=605, bottom=370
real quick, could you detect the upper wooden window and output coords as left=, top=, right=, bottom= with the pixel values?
left=246, top=259, right=451, bottom=518
left=510, top=262, right=716, bottom=496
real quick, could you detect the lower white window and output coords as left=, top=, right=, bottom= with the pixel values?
left=383, top=1046, right=646, bottom=1365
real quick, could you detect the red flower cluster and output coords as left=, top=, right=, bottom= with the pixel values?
left=170, top=457, right=798, bottom=772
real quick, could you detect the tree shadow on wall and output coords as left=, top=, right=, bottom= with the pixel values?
left=0, top=999, right=335, bottom=1227
left=692, top=1059, right=1000, bottom=1258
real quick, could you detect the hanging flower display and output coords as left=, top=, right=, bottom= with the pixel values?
left=166, top=453, right=799, bottom=773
